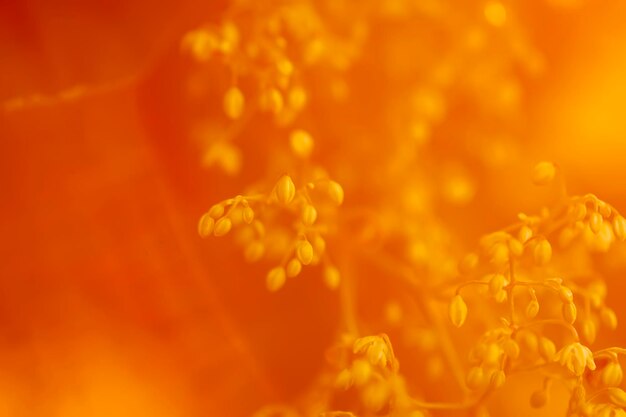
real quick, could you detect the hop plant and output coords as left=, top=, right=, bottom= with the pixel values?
left=185, top=1, right=626, bottom=417
left=199, top=173, right=344, bottom=291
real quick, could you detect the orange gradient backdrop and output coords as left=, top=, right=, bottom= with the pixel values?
left=1, top=1, right=626, bottom=416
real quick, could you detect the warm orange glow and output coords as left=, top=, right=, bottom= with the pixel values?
left=2, top=1, right=626, bottom=416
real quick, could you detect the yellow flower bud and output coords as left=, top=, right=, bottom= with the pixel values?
left=266, top=267, right=286, bottom=292
left=608, top=388, right=626, bottom=408
left=582, top=319, right=597, bottom=344
left=562, top=302, right=577, bottom=324
left=484, top=344, right=501, bottom=365
left=198, top=212, right=215, bottom=237
left=213, top=217, right=232, bottom=236
left=242, top=206, right=255, bottom=224
left=362, top=380, right=391, bottom=412
left=323, top=266, right=341, bottom=289
left=558, top=286, right=574, bottom=303
left=302, top=204, right=318, bottom=226
left=590, top=212, right=603, bottom=234
left=286, top=258, right=302, bottom=278
left=508, top=238, right=524, bottom=257
left=288, top=86, right=307, bottom=111
left=602, top=362, right=624, bottom=387
left=484, top=1, right=507, bottom=27
left=614, top=215, right=626, bottom=241
left=296, top=239, right=314, bottom=265
left=466, top=367, right=485, bottom=390
left=275, top=175, right=296, bottom=204
left=489, top=243, right=509, bottom=266
left=223, top=86, right=245, bottom=119
left=531, top=161, right=556, bottom=186
left=533, top=239, right=552, bottom=265
left=335, top=369, right=352, bottom=389
left=519, top=225, right=533, bottom=243
left=351, top=359, right=372, bottom=386
left=573, top=203, right=587, bottom=221
left=449, top=294, right=468, bottom=328
left=312, top=235, right=326, bottom=257
left=526, top=299, right=540, bottom=319
left=328, top=180, right=344, bottom=205
left=244, top=241, right=265, bottom=262
left=208, top=203, right=225, bottom=218
left=290, top=129, right=314, bottom=158
left=494, top=289, right=507, bottom=303
left=538, top=337, right=556, bottom=361
left=488, top=273, right=506, bottom=295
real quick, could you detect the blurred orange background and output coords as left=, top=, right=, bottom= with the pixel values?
left=1, top=1, right=626, bottom=416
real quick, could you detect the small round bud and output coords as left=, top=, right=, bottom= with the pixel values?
left=488, top=273, right=506, bottom=295
left=582, top=319, right=597, bottom=344
left=489, top=243, right=509, bottom=266
left=562, top=302, right=577, bottom=324
left=449, top=295, right=468, bottom=328
left=302, top=204, right=318, bottom=226
left=602, top=362, right=624, bottom=387
left=312, top=235, right=326, bottom=257
left=213, top=217, right=232, bottom=237
left=519, top=225, right=533, bottom=243
left=335, top=369, right=352, bottom=389
left=198, top=213, right=215, bottom=237
left=538, top=337, right=556, bottom=361
left=494, top=289, right=507, bottom=303
left=323, top=266, right=341, bottom=289
left=327, top=180, right=344, bottom=206
left=208, top=204, right=225, bottom=218
left=286, top=258, right=302, bottom=278
left=466, top=366, right=485, bottom=390
left=590, top=212, right=603, bottom=234
left=607, top=388, right=626, bottom=408
left=288, top=86, right=307, bottom=111
left=361, top=380, right=391, bottom=412
left=508, top=239, right=524, bottom=257
left=533, top=239, right=552, bottom=265
left=289, top=129, right=314, bottom=158
left=242, top=206, right=255, bottom=224
left=526, top=299, right=540, bottom=319
left=266, top=267, right=286, bottom=292
left=531, top=161, right=556, bottom=186
left=223, top=86, right=245, bottom=119
left=613, top=215, right=626, bottom=241
left=296, top=239, right=314, bottom=265
left=558, top=286, right=574, bottom=303
left=244, top=241, right=265, bottom=262
left=573, top=203, right=587, bottom=221
left=352, top=359, right=372, bottom=386
left=483, top=344, right=501, bottom=365
left=275, top=175, right=296, bottom=204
